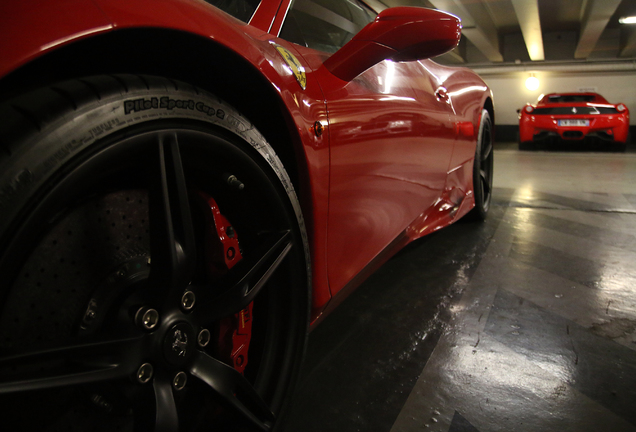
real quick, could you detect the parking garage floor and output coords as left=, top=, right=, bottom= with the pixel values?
left=283, top=144, right=636, bottom=432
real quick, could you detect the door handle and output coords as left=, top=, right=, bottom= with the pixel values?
left=436, top=87, right=449, bottom=101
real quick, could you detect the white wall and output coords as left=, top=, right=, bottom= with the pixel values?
left=478, top=71, right=636, bottom=126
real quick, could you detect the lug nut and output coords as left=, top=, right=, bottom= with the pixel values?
left=198, top=329, right=211, bottom=347
left=136, top=307, right=159, bottom=330
left=181, top=290, right=196, bottom=311
left=82, top=299, right=98, bottom=326
left=173, top=372, right=187, bottom=390
left=137, top=363, right=154, bottom=384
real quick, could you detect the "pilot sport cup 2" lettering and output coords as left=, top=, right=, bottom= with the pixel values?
left=124, top=97, right=225, bottom=119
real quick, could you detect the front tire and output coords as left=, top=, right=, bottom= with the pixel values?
left=0, top=75, right=310, bottom=431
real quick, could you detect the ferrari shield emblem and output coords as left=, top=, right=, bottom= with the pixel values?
left=274, top=44, right=307, bottom=90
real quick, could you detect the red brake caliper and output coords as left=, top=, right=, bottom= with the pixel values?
left=196, top=192, right=253, bottom=375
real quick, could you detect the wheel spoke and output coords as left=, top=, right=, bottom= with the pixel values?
left=194, top=230, right=292, bottom=321
left=154, top=376, right=180, bottom=432
left=132, top=375, right=179, bottom=432
left=480, top=169, right=491, bottom=197
left=0, top=335, right=143, bottom=394
left=480, top=169, right=488, bottom=183
left=148, top=132, right=196, bottom=303
left=481, top=138, right=493, bottom=162
left=191, top=351, right=274, bottom=431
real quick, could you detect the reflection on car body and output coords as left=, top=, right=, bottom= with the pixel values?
left=0, top=0, right=494, bottom=430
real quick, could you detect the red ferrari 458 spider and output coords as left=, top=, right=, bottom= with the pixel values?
left=518, top=92, right=630, bottom=151
left=0, top=0, right=493, bottom=430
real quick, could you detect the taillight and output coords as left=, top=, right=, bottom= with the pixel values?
left=617, top=103, right=627, bottom=112
left=524, top=105, right=534, bottom=113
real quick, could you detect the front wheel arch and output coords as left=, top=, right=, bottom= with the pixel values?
left=0, top=28, right=306, bottom=199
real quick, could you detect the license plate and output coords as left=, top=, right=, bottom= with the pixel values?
left=558, top=119, right=589, bottom=127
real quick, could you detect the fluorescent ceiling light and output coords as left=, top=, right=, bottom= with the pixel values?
left=619, top=16, right=636, bottom=24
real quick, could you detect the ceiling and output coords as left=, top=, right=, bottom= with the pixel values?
left=364, top=0, right=636, bottom=67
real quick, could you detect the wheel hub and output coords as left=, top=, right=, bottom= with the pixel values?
left=163, top=321, right=196, bottom=365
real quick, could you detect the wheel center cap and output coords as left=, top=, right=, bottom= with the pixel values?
left=172, top=329, right=188, bottom=356
left=163, top=322, right=194, bottom=365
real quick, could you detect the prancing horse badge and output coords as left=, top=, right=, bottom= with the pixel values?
left=172, top=329, right=188, bottom=356
left=273, top=44, right=307, bottom=90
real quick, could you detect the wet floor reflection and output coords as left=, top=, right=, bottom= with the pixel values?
left=283, top=207, right=504, bottom=432
left=284, top=150, right=636, bottom=432
left=485, top=289, right=636, bottom=425
left=392, top=180, right=636, bottom=431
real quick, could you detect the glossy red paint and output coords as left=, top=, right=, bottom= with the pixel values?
left=0, top=0, right=112, bottom=78
left=357, top=7, right=461, bottom=57
left=249, top=0, right=284, bottom=32
left=519, top=92, right=630, bottom=145
left=324, top=7, right=461, bottom=82
left=291, top=41, right=490, bottom=318
left=319, top=58, right=458, bottom=296
left=0, top=0, right=492, bottom=326
left=266, top=0, right=293, bottom=35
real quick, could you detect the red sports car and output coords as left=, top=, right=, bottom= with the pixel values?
left=0, top=0, right=493, bottom=430
left=518, top=92, right=630, bottom=151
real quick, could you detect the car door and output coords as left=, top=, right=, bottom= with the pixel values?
left=277, top=0, right=457, bottom=295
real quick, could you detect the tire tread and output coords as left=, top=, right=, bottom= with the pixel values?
left=9, top=103, right=42, bottom=131
left=0, top=75, right=150, bottom=169
left=0, top=75, right=187, bottom=158
left=0, top=104, right=41, bottom=157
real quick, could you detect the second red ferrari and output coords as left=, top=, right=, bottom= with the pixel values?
left=518, top=92, right=630, bottom=151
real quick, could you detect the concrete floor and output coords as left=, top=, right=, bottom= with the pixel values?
left=283, top=144, right=636, bottom=432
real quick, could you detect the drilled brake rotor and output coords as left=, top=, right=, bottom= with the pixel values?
left=0, top=188, right=254, bottom=431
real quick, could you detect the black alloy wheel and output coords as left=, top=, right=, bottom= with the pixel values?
left=467, top=109, right=494, bottom=221
left=0, top=75, right=309, bottom=431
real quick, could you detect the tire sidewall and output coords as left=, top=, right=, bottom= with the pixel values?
left=0, top=83, right=309, bottom=271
